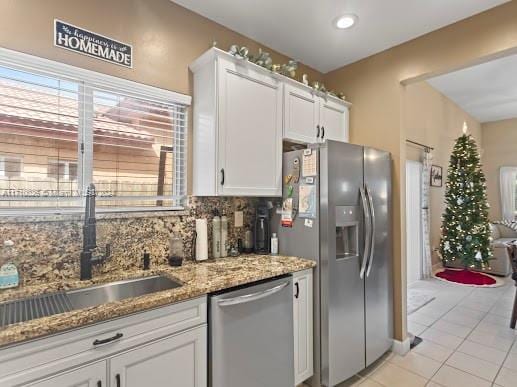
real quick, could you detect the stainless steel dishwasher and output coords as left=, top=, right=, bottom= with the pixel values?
left=209, top=275, right=294, bottom=387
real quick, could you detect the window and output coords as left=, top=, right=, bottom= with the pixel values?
left=89, top=89, right=185, bottom=209
left=0, top=155, right=22, bottom=178
left=0, top=48, right=190, bottom=213
left=48, top=159, right=78, bottom=181
left=515, top=176, right=517, bottom=216
left=500, top=167, right=517, bottom=220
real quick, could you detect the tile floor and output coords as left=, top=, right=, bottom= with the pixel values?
left=303, top=276, right=517, bottom=386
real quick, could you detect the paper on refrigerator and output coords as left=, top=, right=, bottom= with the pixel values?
left=298, top=184, right=316, bottom=218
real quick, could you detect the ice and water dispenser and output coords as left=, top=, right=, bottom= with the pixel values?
left=335, top=206, right=359, bottom=259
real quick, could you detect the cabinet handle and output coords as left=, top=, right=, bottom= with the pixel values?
left=321, top=126, right=325, bottom=140
left=220, top=168, right=225, bottom=186
left=97, top=382, right=102, bottom=387
left=116, top=374, right=121, bottom=387
left=316, top=125, right=320, bottom=138
left=294, top=282, right=300, bottom=299
left=93, top=332, right=123, bottom=346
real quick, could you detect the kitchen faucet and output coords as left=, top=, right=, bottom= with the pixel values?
left=80, top=183, right=110, bottom=280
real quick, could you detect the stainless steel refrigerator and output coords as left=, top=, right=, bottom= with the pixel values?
left=277, top=140, right=393, bottom=387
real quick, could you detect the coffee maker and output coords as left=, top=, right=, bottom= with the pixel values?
left=254, top=203, right=271, bottom=254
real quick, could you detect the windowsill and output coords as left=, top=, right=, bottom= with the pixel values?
left=0, top=207, right=189, bottom=224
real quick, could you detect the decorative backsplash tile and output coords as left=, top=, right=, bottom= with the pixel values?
left=0, top=197, right=258, bottom=287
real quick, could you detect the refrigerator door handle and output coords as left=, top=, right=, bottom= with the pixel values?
left=365, top=185, right=376, bottom=277
left=359, top=186, right=371, bottom=279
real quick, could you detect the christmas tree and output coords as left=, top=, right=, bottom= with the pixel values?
left=439, top=124, right=492, bottom=269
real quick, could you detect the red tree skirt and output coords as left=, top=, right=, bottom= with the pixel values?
left=435, top=269, right=496, bottom=286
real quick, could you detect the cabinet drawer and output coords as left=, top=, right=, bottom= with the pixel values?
left=0, top=296, right=206, bottom=385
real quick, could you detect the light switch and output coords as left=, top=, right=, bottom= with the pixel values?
left=234, top=211, right=244, bottom=228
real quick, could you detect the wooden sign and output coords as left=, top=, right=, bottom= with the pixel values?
left=54, top=20, right=132, bottom=68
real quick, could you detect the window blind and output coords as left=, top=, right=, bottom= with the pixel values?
left=87, top=85, right=187, bottom=209
left=0, top=66, right=82, bottom=210
left=0, top=49, right=188, bottom=214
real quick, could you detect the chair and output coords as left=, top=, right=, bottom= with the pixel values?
left=489, top=223, right=516, bottom=276
left=509, top=244, right=517, bottom=329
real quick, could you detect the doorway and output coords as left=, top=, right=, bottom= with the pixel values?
left=406, top=160, right=423, bottom=285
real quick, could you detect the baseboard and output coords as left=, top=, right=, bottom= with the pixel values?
left=392, top=337, right=411, bottom=355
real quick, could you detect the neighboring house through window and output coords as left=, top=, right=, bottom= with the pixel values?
left=0, top=48, right=190, bottom=213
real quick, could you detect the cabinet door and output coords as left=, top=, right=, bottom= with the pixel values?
left=319, top=98, right=349, bottom=143
left=109, top=326, right=207, bottom=387
left=217, top=57, right=282, bottom=196
left=26, top=362, right=106, bottom=387
left=293, top=269, right=314, bottom=386
left=283, top=83, right=320, bottom=144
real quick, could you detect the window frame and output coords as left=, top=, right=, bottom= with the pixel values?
left=0, top=47, right=191, bottom=215
left=514, top=176, right=517, bottom=217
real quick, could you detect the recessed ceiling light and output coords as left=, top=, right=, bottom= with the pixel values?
left=334, top=14, right=358, bottom=29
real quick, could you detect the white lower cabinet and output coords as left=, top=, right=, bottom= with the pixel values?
left=26, top=361, right=106, bottom=387
left=109, top=326, right=206, bottom=387
left=0, top=297, right=207, bottom=387
left=26, top=326, right=206, bottom=387
left=293, top=269, right=314, bottom=386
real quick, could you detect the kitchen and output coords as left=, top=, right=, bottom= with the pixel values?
left=1, top=1, right=516, bottom=387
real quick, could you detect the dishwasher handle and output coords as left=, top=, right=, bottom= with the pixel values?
left=217, top=281, right=290, bottom=306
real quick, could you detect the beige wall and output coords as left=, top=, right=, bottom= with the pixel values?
left=0, top=0, right=323, bottom=193
left=482, top=118, right=517, bottom=220
left=405, top=82, right=482, bottom=265
left=324, top=1, right=517, bottom=341
left=0, top=0, right=322, bottom=94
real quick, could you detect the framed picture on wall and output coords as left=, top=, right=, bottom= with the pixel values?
left=430, top=165, right=443, bottom=187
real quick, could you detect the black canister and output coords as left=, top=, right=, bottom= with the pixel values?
left=254, top=204, right=270, bottom=254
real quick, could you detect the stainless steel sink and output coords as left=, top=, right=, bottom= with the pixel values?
left=0, top=275, right=182, bottom=328
left=66, top=275, right=182, bottom=310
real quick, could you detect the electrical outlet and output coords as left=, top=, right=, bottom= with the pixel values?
left=234, top=211, right=244, bottom=228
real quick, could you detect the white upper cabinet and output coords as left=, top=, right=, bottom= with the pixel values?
left=190, top=48, right=351, bottom=196
left=283, top=80, right=350, bottom=144
left=319, top=97, right=349, bottom=142
left=283, top=82, right=320, bottom=144
left=190, top=48, right=282, bottom=197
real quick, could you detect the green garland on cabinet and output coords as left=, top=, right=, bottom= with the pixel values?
left=225, top=44, right=347, bottom=101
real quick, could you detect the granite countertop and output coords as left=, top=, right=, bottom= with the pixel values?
left=0, top=254, right=315, bottom=348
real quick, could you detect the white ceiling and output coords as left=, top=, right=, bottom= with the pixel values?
left=428, top=54, right=517, bottom=123
left=172, top=0, right=508, bottom=73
